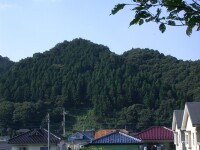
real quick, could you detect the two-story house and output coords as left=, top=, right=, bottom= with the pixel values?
left=172, top=102, right=200, bottom=150
left=181, top=102, right=200, bottom=150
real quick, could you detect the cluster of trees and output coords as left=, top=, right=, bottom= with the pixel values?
left=0, top=56, right=14, bottom=74
left=0, top=38, right=200, bottom=136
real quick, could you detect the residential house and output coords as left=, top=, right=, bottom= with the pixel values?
left=94, top=129, right=129, bottom=139
left=67, top=130, right=94, bottom=150
left=172, top=110, right=185, bottom=150
left=181, top=102, right=200, bottom=150
left=85, top=130, right=142, bottom=150
left=134, top=126, right=175, bottom=150
left=8, top=128, right=61, bottom=150
left=0, top=136, right=11, bottom=150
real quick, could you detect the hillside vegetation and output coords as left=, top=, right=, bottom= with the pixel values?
left=0, top=55, right=14, bottom=74
left=0, top=38, right=200, bottom=136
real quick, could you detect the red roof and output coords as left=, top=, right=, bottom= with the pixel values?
left=134, top=126, right=173, bottom=141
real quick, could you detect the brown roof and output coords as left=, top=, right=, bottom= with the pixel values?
left=95, top=129, right=129, bottom=139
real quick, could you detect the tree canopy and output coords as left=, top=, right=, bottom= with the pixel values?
left=0, top=55, right=14, bottom=74
left=111, top=0, right=200, bottom=35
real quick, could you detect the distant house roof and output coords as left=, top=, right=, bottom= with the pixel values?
left=87, top=130, right=142, bottom=145
left=79, top=130, right=94, bottom=140
left=8, top=128, right=61, bottom=145
left=95, top=129, right=129, bottom=139
left=134, top=126, right=173, bottom=141
left=16, top=129, right=30, bottom=134
left=186, top=102, right=200, bottom=126
left=68, top=130, right=94, bottom=142
left=172, top=110, right=184, bottom=131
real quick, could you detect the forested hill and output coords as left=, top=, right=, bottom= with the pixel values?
left=0, top=38, right=200, bottom=136
left=0, top=55, right=14, bottom=74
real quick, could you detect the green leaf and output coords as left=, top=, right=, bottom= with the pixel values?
left=186, top=26, right=192, bottom=36
left=130, top=14, right=141, bottom=26
left=139, top=11, right=151, bottom=19
left=159, top=23, right=166, bottom=33
left=111, top=4, right=126, bottom=15
left=168, top=20, right=176, bottom=26
left=139, top=19, right=144, bottom=25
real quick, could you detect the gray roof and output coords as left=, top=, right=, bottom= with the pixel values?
left=186, top=102, right=200, bottom=126
left=68, top=130, right=94, bottom=142
left=174, top=110, right=184, bottom=129
left=8, top=128, right=61, bottom=145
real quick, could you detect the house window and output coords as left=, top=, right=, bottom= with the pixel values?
left=19, top=147, right=27, bottom=150
left=40, top=147, right=48, bottom=150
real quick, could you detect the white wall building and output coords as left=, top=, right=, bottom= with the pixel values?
left=181, top=102, right=200, bottom=150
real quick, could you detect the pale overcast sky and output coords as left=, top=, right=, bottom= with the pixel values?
left=0, top=0, right=199, bottom=62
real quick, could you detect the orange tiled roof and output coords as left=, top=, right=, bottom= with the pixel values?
left=95, top=129, right=129, bottom=139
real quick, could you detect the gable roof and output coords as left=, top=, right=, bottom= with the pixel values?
left=134, top=126, right=173, bottom=141
left=68, top=131, right=94, bottom=142
left=79, top=130, right=94, bottom=140
left=172, top=110, right=184, bottom=131
left=186, top=102, right=200, bottom=126
left=95, top=129, right=129, bottom=139
left=88, top=130, right=142, bottom=145
left=8, top=128, right=61, bottom=145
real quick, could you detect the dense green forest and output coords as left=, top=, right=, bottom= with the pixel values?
left=0, top=38, right=200, bottom=136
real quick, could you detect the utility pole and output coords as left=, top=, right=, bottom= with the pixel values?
left=62, top=108, right=67, bottom=137
left=47, top=113, right=50, bottom=150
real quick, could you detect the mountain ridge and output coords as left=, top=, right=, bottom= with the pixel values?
left=0, top=38, right=199, bottom=136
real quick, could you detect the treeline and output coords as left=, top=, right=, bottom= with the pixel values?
left=0, top=38, right=200, bottom=136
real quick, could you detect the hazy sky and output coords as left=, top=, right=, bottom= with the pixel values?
left=0, top=0, right=199, bottom=62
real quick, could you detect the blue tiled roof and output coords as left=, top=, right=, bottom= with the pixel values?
left=91, top=130, right=142, bottom=144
